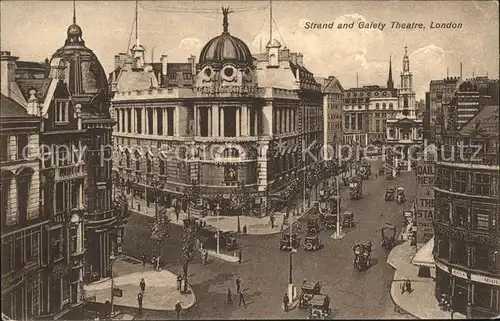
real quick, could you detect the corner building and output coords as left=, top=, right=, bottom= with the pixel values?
left=433, top=105, right=500, bottom=318
left=112, top=11, right=323, bottom=214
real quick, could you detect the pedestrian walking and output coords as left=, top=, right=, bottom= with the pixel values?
left=238, top=291, right=246, bottom=308
left=226, top=288, right=233, bottom=304
left=270, top=215, right=275, bottom=229
left=140, top=278, right=146, bottom=292
left=238, top=250, right=242, bottom=264
left=283, top=293, right=290, bottom=312
left=242, top=225, right=247, bottom=235
left=400, top=279, right=406, bottom=294
left=203, top=250, right=208, bottom=265
left=137, top=292, right=143, bottom=310
left=406, top=279, right=412, bottom=293
left=174, top=301, right=182, bottom=319
left=156, top=256, right=161, bottom=271
left=141, top=254, right=147, bottom=268
left=235, top=278, right=241, bottom=293
left=177, top=274, right=183, bottom=291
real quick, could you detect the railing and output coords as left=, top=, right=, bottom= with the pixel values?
left=85, top=209, right=116, bottom=223
left=437, top=147, right=499, bottom=166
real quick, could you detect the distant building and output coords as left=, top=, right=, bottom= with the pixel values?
left=429, top=77, right=461, bottom=140
left=1, top=92, right=44, bottom=320
left=469, top=76, right=499, bottom=106
left=386, top=46, right=423, bottom=171
left=315, top=76, right=344, bottom=159
left=432, top=104, right=499, bottom=318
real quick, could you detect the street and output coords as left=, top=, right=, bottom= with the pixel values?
left=122, top=159, right=417, bottom=319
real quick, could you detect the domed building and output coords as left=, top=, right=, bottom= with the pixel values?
left=112, top=7, right=323, bottom=220
left=49, top=16, right=120, bottom=286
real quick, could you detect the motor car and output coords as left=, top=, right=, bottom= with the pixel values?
left=308, top=295, right=332, bottom=319
left=299, top=281, right=322, bottom=309
left=304, top=233, right=323, bottom=251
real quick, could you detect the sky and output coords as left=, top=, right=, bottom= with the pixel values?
left=1, top=0, right=499, bottom=100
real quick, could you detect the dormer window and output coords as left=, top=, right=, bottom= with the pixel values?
left=55, top=100, right=69, bottom=123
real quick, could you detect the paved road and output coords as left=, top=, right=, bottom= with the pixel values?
left=119, top=159, right=417, bottom=319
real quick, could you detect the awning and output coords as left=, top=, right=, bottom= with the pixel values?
left=412, top=236, right=435, bottom=268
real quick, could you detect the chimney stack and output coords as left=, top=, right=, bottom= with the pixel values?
left=280, top=46, right=290, bottom=61
left=1, top=51, right=19, bottom=97
left=297, top=53, right=304, bottom=66
left=188, top=55, right=196, bottom=76
left=161, top=55, right=168, bottom=86
left=290, top=52, right=297, bottom=65
left=114, top=54, right=121, bottom=70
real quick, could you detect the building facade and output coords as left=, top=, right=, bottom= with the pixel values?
left=446, top=81, right=490, bottom=129
left=386, top=47, right=423, bottom=171
left=433, top=104, right=499, bottom=318
left=429, top=77, right=461, bottom=140
left=315, top=76, right=344, bottom=159
left=111, top=10, right=323, bottom=216
left=1, top=92, right=44, bottom=320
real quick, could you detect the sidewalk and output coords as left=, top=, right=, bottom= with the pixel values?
left=84, top=256, right=196, bottom=312
left=387, top=241, right=466, bottom=319
left=128, top=198, right=318, bottom=236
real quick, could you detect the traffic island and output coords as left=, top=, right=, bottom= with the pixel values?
left=204, top=249, right=240, bottom=263
left=84, top=269, right=196, bottom=311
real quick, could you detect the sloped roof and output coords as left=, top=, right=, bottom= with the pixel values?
left=459, top=105, right=499, bottom=137
left=0, top=94, right=29, bottom=117
left=116, top=70, right=154, bottom=92
left=15, top=60, right=47, bottom=71
left=16, top=78, right=52, bottom=101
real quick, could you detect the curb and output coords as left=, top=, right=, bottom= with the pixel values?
left=202, top=249, right=240, bottom=263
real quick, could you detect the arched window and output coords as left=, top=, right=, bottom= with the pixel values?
left=17, top=167, right=34, bottom=222
left=118, top=152, right=123, bottom=167
left=382, top=103, right=386, bottom=109
left=375, top=103, right=380, bottom=109
left=159, top=158, right=165, bottom=175
left=1, top=171, right=14, bottom=225
left=125, top=150, right=131, bottom=168
left=389, top=103, right=393, bottom=109
left=146, top=157, right=152, bottom=173
left=404, top=97, right=409, bottom=107
left=135, top=151, right=141, bottom=171
left=269, top=54, right=277, bottom=65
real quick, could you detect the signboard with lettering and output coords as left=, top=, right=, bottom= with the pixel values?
left=471, top=274, right=500, bottom=286
left=435, top=260, right=448, bottom=272
left=416, top=160, right=435, bottom=245
left=451, top=268, right=468, bottom=280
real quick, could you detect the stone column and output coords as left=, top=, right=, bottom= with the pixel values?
left=212, top=105, right=219, bottom=137
left=132, top=108, right=137, bottom=134
left=220, top=107, right=225, bottom=137
left=153, top=109, right=158, bottom=135
left=162, top=108, right=167, bottom=136
left=194, top=107, right=199, bottom=136
left=208, top=107, right=212, bottom=136
left=254, top=108, right=258, bottom=135
left=236, top=107, right=240, bottom=136
left=241, top=105, right=248, bottom=136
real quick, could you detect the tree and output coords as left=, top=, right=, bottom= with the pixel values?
left=114, top=191, right=130, bottom=226
left=183, top=180, right=201, bottom=217
left=150, top=205, right=171, bottom=258
left=181, top=218, right=199, bottom=293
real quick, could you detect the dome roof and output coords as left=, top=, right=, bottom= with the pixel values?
left=266, top=39, right=281, bottom=48
left=52, top=22, right=110, bottom=114
left=198, top=7, right=253, bottom=67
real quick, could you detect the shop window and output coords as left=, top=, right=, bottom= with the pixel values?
left=474, top=173, right=490, bottom=196
left=473, top=283, right=492, bottom=310
left=454, top=171, right=467, bottom=193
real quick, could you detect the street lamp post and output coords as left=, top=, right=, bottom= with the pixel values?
left=215, top=203, right=221, bottom=254
left=331, top=174, right=345, bottom=240
left=109, top=252, right=116, bottom=317
left=288, top=202, right=296, bottom=302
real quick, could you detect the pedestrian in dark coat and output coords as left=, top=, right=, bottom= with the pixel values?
left=141, top=254, right=147, bottom=268
left=203, top=251, right=208, bottom=265
left=238, top=250, right=242, bottom=264
left=238, top=291, right=246, bottom=308
left=227, top=288, right=233, bottom=304
left=140, top=278, right=146, bottom=292
left=137, top=292, right=143, bottom=310
left=270, top=215, right=275, bottom=229
left=236, top=278, right=241, bottom=293
left=177, top=274, right=183, bottom=291
left=283, top=293, right=290, bottom=312
left=406, top=279, right=412, bottom=293
left=174, top=301, right=182, bottom=319
left=242, top=225, right=247, bottom=235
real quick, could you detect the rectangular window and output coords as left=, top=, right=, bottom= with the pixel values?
left=474, top=173, right=490, bottom=196
left=167, top=108, right=174, bottom=136
left=474, top=244, right=491, bottom=271
left=473, top=208, right=491, bottom=231
left=55, top=100, right=69, bottom=123
left=438, top=238, right=449, bottom=260
left=2, top=238, right=13, bottom=273
left=454, top=239, right=468, bottom=266
left=62, top=278, right=69, bottom=303
left=183, top=73, right=191, bottom=80
left=17, top=134, right=28, bottom=160
left=455, top=205, right=468, bottom=228
left=442, top=168, right=451, bottom=190
left=454, top=171, right=467, bottom=193
left=199, top=108, right=209, bottom=137
left=0, top=135, right=8, bottom=161
left=344, top=115, right=349, bottom=130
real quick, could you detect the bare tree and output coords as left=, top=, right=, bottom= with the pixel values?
left=181, top=218, right=199, bottom=293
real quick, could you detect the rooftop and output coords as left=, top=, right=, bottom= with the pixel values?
left=0, top=94, right=29, bottom=117
left=459, top=105, right=499, bottom=137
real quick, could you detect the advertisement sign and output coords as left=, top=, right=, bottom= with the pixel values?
left=416, top=160, right=435, bottom=245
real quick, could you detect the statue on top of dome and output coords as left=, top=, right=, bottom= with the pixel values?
left=222, top=7, right=233, bottom=33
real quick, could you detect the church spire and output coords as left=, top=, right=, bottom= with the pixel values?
left=403, top=45, right=410, bottom=72
left=387, top=53, right=394, bottom=89
left=73, top=0, right=76, bottom=24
